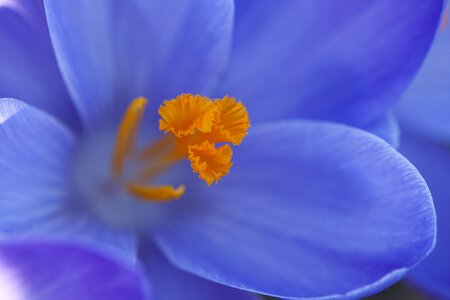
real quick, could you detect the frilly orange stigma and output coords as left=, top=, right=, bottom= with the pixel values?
left=209, top=96, right=250, bottom=145
left=158, top=94, right=249, bottom=185
left=159, top=94, right=217, bottom=137
left=188, top=141, right=233, bottom=186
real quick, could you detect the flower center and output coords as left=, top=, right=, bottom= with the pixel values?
left=111, top=94, right=250, bottom=202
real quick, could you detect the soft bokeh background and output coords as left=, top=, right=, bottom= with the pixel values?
left=260, top=283, right=431, bottom=299
left=366, top=283, right=429, bottom=300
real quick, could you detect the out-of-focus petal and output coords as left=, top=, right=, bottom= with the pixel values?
left=399, top=127, right=450, bottom=299
left=43, top=0, right=234, bottom=129
left=0, top=255, right=24, bottom=300
left=0, top=0, right=80, bottom=130
left=140, top=242, right=257, bottom=300
left=151, top=120, right=435, bottom=299
left=364, top=112, right=400, bottom=148
left=215, top=0, right=443, bottom=127
left=0, top=98, right=136, bottom=264
left=0, top=240, right=148, bottom=300
left=396, top=8, right=450, bottom=142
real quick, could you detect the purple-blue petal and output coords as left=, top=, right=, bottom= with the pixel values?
left=399, top=127, right=450, bottom=299
left=0, top=98, right=136, bottom=264
left=363, top=112, right=400, bottom=148
left=0, top=0, right=80, bottom=130
left=150, top=120, right=436, bottom=299
left=0, top=240, right=148, bottom=300
left=140, top=242, right=257, bottom=300
left=43, top=0, right=234, bottom=129
left=215, top=0, right=443, bottom=128
left=396, top=8, right=450, bottom=142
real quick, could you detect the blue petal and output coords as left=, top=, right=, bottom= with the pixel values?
left=396, top=9, right=450, bottom=142
left=0, top=98, right=136, bottom=264
left=215, top=0, right=443, bottom=127
left=43, top=0, right=234, bottom=129
left=399, top=127, right=450, bottom=299
left=363, top=112, right=400, bottom=148
left=0, top=240, right=148, bottom=300
left=140, top=242, right=257, bottom=300
left=0, top=1, right=80, bottom=130
left=150, top=120, right=436, bottom=299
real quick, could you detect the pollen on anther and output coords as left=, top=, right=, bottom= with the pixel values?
left=112, top=97, right=147, bottom=177
left=125, top=182, right=185, bottom=202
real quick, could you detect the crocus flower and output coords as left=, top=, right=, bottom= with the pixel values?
left=395, top=7, right=450, bottom=299
left=0, top=0, right=442, bottom=299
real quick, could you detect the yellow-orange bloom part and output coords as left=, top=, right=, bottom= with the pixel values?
left=159, top=94, right=217, bottom=137
left=188, top=141, right=233, bottom=185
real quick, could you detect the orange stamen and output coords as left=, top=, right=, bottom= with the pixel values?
left=125, top=182, right=185, bottom=202
left=112, top=97, right=147, bottom=177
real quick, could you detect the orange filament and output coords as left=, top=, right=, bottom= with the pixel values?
left=138, top=151, right=182, bottom=179
left=111, top=94, right=249, bottom=202
left=112, top=97, right=147, bottom=177
left=188, top=141, right=233, bottom=185
left=139, top=135, right=175, bottom=160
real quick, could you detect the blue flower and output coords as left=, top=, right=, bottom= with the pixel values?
left=0, top=0, right=442, bottom=299
left=395, top=6, right=450, bottom=299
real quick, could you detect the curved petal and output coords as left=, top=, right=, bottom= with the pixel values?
left=399, top=127, right=450, bottom=299
left=140, top=242, right=257, bottom=300
left=150, top=120, right=436, bottom=299
left=43, top=0, right=234, bottom=129
left=396, top=8, right=450, bottom=142
left=364, top=112, right=400, bottom=148
left=0, top=0, right=80, bottom=130
left=215, top=0, right=443, bottom=127
left=0, top=240, right=148, bottom=300
left=0, top=98, right=136, bottom=264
